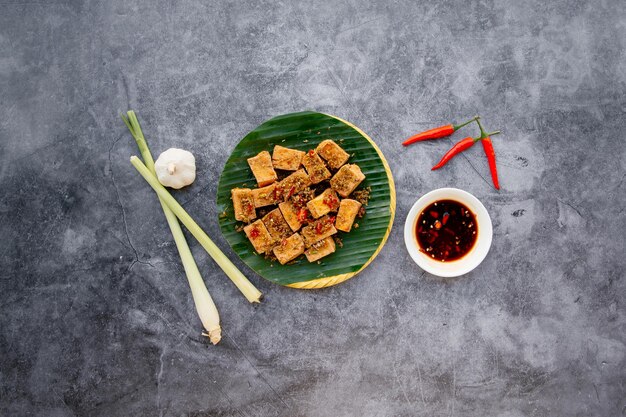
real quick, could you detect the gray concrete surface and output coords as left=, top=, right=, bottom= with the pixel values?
left=1, top=0, right=625, bottom=416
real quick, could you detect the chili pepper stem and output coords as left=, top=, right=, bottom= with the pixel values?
left=473, top=131, right=501, bottom=142
left=475, top=118, right=501, bottom=139
left=452, top=115, right=480, bottom=131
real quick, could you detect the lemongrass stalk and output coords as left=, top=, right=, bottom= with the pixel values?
left=129, top=155, right=263, bottom=303
left=122, top=111, right=221, bottom=343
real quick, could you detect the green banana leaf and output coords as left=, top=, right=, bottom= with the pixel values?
left=216, top=111, right=395, bottom=288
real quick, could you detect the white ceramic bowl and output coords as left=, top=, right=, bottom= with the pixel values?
left=404, top=188, right=492, bottom=277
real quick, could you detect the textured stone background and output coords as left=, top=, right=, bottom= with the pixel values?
left=1, top=0, right=625, bottom=416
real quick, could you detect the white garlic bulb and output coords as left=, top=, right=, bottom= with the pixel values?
left=154, top=148, right=196, bottom=189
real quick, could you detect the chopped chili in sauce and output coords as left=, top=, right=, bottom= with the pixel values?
left=249, top=227, right=260, bottom=238
left=415, top=200, right=477, bottom=262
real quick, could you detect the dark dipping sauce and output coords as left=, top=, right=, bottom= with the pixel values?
left=415, top=199, right=477, bottom=262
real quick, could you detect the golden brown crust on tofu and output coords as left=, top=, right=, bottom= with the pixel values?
left=278, top=201, right=303, bottom=232
left=231, top=188, right=257, bottom=223
left=276, top=169, right=311, bottom=201
left=306, top=188, right=340, bottom=219
left=335, top=199, right=362, bottom=232
left=272, top=233, right=305, bottom=265
left=251, top=183, right=278, bottom=208
left=330, top=164, right=365, bottom=198
left=272, top=145, right=305, bottom=171
left=243, top=220, right=273, bottom=254
left=302, top=150, right=331, bottom=184
left=300, top=215, right=337, bottom=247
left=304, top=236, right=336, bottom=262
left=247, top=151, right=278, bottom=187
left=262, top=208, right=292, bottom=240
left=316, top=140, right=350, bottom=170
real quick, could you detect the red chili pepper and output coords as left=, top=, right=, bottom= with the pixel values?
left=250, top=227, right=260, bottom=238
left=431, top=136, right=477, bottom=170
left=431, top=130, right=500, bottom=171
left=273, top=186, right=283, bottom=200
left=402, top=116, right=478, bottom=146
left=315, top=222, right=324, bottom=234
left=476, top=119, right=500, bottom=190
left=481, top=137, right=500, bottom=190
left=297, top=208, right=309, bottom=223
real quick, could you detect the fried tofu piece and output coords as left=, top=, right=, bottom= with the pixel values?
left=243, top=220, right=273, bottom=254
left=306, top=188, right=340, bottom=219
left=316, top=139, right=350, bottom=170
left=272, top=145, right=305, bottom=171
left=302, top=150, right=331, bottom=184
left=335, top=199, right=362, bottom=232
left=276, top=169, right=311, bottom=200
left=262, top=208, right=292, bottom=241
left=251, top=183, right=278, bottom=208
left=278, top=201, right=303, bottom=232
left=272, top=233, right=305, bottom=265
left=300, top=215, right=337, bottom=247
left=231, top=188, right=256, bottom=223
left=330, top=164, right=365, bottom=198
left=304, top=237, right=336, bottom=262
left=247, top=151, right=278, bottom=187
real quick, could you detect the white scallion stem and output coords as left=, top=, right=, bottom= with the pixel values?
left=129, top=155, right=263, bottom=304
left=122, top=111, right=222, bottom=343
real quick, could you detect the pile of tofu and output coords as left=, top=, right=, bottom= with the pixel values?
left=231, top=140, right=365, bottom=265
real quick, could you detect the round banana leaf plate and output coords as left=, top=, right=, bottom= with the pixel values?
left=216, top=111, right=395, bottom=289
